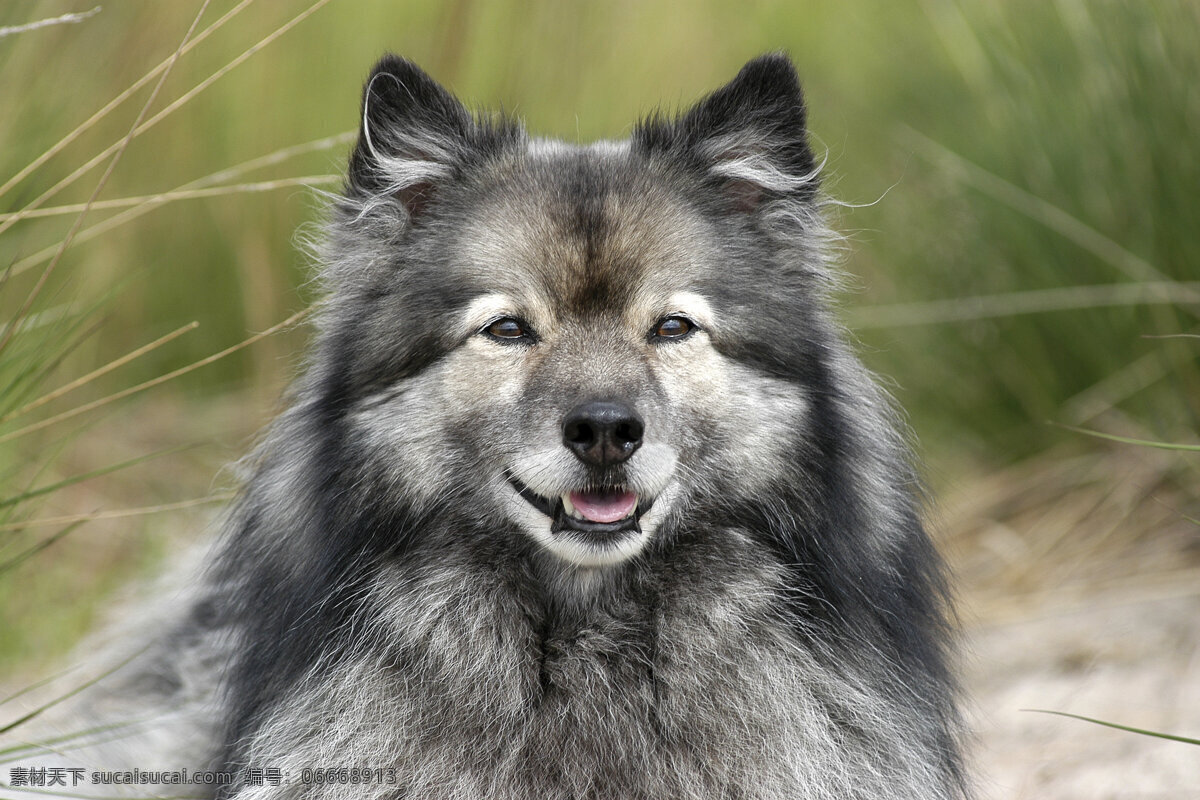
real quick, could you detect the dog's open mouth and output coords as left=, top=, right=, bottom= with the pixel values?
left=508, top=477, right=653, bottom=541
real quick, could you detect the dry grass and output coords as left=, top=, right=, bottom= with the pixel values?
left=942, top=443, right=1200, bottom=622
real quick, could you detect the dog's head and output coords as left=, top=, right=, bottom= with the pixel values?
left=313, top=55, right=834, bottom=569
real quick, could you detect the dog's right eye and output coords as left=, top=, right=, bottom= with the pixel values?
left=483, top=317, right=535, bottom=343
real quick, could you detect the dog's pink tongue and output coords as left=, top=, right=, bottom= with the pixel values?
left=569, top=489, right=638, bottom=524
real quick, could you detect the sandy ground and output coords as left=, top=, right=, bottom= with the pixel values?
left=965, top=583, right=1200, bottom=798
left=945, top=448, right=1200, bottom=799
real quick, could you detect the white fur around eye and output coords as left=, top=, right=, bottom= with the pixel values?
left=663, top=291, right=717, bottom=332
left=669, top=291, right=713, bottom=317
left=460, top=294, right=521, bottom=338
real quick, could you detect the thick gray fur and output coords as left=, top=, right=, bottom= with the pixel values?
left=16, top=54, right=970, bottom=800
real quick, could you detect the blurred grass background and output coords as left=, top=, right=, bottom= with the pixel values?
left=1, top=0, right=1197, bottom=675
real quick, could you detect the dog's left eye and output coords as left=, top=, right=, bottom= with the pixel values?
left=651, top=316, right=695, bottom=341
left=483, top=317, right=535, bottom=343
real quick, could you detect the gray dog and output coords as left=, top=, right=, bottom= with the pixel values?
left=31, top=54, right=969, bottom=800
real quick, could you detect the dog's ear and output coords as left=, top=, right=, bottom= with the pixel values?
left=347, top=55, right=474, bottom=218
left=637, top=53, right=818, bottom=213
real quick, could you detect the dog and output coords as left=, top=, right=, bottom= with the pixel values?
left=23, top=54, right=969, bottom=799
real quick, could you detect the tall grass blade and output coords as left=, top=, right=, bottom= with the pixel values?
left=0, top=446, right=193, bottom=510
left=0, top=670, right=75, bottom=708
left=0, top=654, right=140, bottom=735
left=899, top=125, right=1171, bottom=285
left=1024, top=709, right=1200, bottom=746
left=0, top=313, right=104, bottom=418
left=0, top=7, right=100, bottom=39
left=6, top=134, right=354, bottom=279
left=0, top=176, right=341, bottom=222
left=848, top=282, right=1200, bottom=329
left=0, top=719, right=142, bottom=761
left=0, top=323, right=199, bottom=423
left=1054, top=423, right=1200, bottom=452
left=0, top=521, right=86, bottom=574
left=0, top=495, right=233, bottom=533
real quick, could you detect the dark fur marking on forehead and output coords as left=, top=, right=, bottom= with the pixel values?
left=530, top=153, right=649, bottom=317
left=567, top=157, right=618, bottom=314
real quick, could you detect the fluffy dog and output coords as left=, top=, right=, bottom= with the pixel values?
left=31, top=54, right=970, bottom=800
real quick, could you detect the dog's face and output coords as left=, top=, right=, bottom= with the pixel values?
left=322, top=56, right=828, bottom=568
left=439, top=166, right=717, bottom=566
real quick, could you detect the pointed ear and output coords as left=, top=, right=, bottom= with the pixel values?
left=637, top=54, right=819, bottom=212
left=346, top=55, right=473, bottom=217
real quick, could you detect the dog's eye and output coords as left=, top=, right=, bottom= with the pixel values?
left=651, top=316, right=694, bottom=341
left=483, top=317, right=534, bottom=343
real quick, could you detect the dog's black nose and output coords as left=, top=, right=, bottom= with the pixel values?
left=562, top=401, right=644, bottom=467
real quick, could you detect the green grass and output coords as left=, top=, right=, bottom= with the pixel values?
left=838, top=1, right=1200, bottom=459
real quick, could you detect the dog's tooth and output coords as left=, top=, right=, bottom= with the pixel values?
left=561, top=494, right=579, bottom=519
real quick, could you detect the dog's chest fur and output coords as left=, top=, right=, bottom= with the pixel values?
left=232, top=532, right=934, bottom=800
